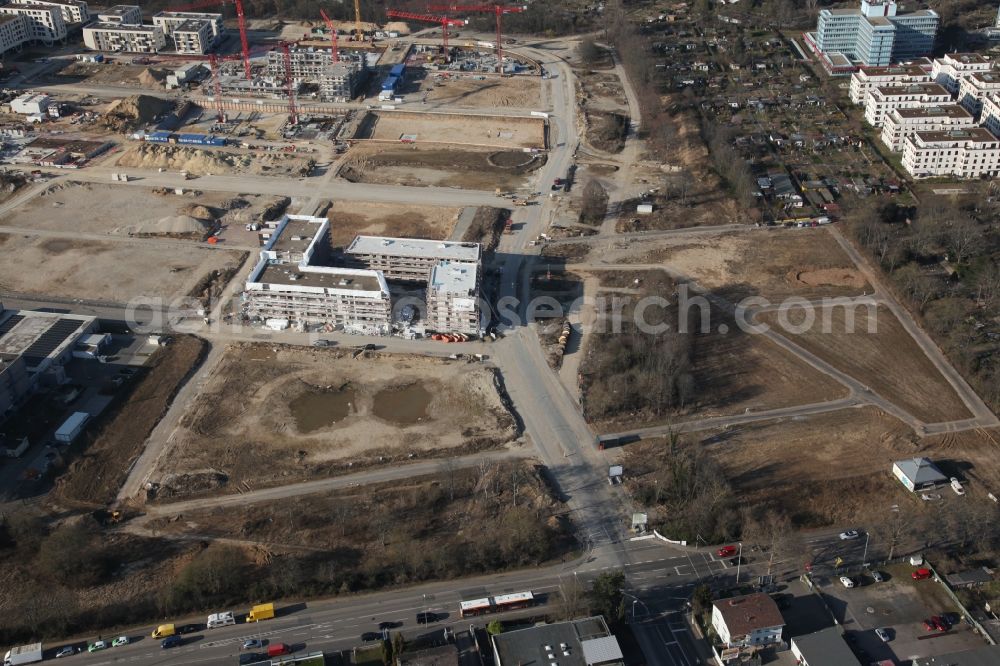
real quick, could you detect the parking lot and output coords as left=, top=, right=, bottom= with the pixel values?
left=818, top=563, right=986, bottom=663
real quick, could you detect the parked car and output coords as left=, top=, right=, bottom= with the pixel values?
left=871, top=571, right=884, bottom=583
left=177, top=624, right=201, bottom=634
left=924, top=619, right=936, bottom=632
left=267, top=644, right=291, bottom=658
left=875, top=628, right=890, bottom=642
left=361, top=632, right=381, bottom=642
left=839, top=530, right=859, bottom=540
left=242, top=639, right=264, bottom=650
left=111, top=636, right=129, bottom=647
left=943, top=612, right=961, bottom=626
left=161, top=636, right=182, bottom=649
left=931, top=616, right=948, bottom=632
left=88, top=641, right=107, bottom=653
left=840, top=576, right=855, bottom=588
left=379, top=621, right=401, bottom=630
left=912, top=568, right=933, bottom=580
left=416, top=612, right=436, bottom=624
left=717, top=545, right=737, bottom=557
left=240, top=653, right=267, bottom=665
left=55, top=646, right=78, bottom=658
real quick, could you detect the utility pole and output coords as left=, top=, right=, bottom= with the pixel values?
left=862, top=531, right=870, bottom=569
left=735, top=542, right=743, bottom=585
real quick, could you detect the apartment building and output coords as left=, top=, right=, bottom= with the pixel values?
left=152, top=10, right=220, bottom=53
left=0, top=3, right=64, bottom=43
left=979, top=92, right=1000, bottom=137
left=902, top=127, right=1000, bottom=179
left=83, top=22, right=164, bottom=52
left=95, top=4, right=140, bottom=24
left=931, top=52, right=992, bottom=95
left=880, top=104, right=974, bottom=151
left=152, top=10, right=221, bottom=38
left=849, top=62, right=930, bottom=105
left=957, top=71, right=1000, bottom=117
left=807, top=0, right=939, bottom=71
left=863, top=82, right=951, bottom=127
left=426, top=261, right=480, bottom=335
left=343, top=236, right=481, bottom=284
left=17, top=0, right=88, bottom=24
left=0, top=13, right=28, bottom=55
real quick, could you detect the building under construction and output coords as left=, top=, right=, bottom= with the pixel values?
left=265, top=45, right=367, bottom=102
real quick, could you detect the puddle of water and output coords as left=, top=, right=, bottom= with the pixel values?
left=372, top=383, right=433, bottom=426
left=290, top=385, right=356, bottom=434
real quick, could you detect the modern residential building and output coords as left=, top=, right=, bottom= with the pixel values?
left=491, top=617, right=624, bottom=666
left=979, top=92, right=1000, bottom=137
left=17, top=0, right=88, bottom=24
left=151, top=11, right=221, bottom=53
left=901, top=127, right=1000, bottom=179
left=849, top=62, right=930, bottom=105
left=931, top=53, right=993, bottom=96
left=319, top=61, right=364, bottom=102
left=0, top=3, right=65, bottom=43
left=343, top=236, right=481, bottom=284
left=0, top=13, right=28, bottom=55
left=265, top=47, right=367, bottom=101
left=83, top=22, right=164, bottom=53
left=711, top=593, right=785, bottom=648
left=880, top=104, right=974, bottom=151
left=95, top=4, right=140, bottom=24
left=863, top=82, right=951, bottom=127
left=427, top=260, right=480, bottom=335
left=957, top=71, right=1000, bottom=117
left=790, top=627, right=861, bottom=666
left=806, top=0, right=938, bottom=72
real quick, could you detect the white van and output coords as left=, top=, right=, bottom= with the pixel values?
left=207, top=611, right=235, bottom=629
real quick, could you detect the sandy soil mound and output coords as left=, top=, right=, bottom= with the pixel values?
left=118, top=142, right=251, bottom=175
left=790, top=267, right=867, bottom=289
left=102, top=94, right=173, bottom=131
left=138, top=214, right=212, bottom=235
left=178, top=203, right=215, bottom=220
left=137, top=67, right=169, bottom=89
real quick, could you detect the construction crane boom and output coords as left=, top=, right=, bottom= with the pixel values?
left=385, top=10, right=464, bottom=59
left=353, top=0, right=363, bottom=41
left=166, top=0, right=252, bottom=79
left=319, top=8, right=339, bottom=63
left=280, top=41, right=298, bottom=125
left=426, top=3, right=524, bottom=73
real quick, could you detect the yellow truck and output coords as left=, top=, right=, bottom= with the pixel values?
left=151, top=624, right=175, bottom=638
left=247, top=603, right=275, bottom=622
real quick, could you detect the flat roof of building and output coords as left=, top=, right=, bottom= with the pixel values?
left=492, top=617, right=621, bottom=666
left=915, top=127, right=998, bottom=143
left=866, top=16, right=892, bottom=26
left=914, top=646, right=1000, bottom=666
left=264, top=215, right=324, bottom=256
left=824, top=7, right=860, bottom=15
left=791, top=627, right=861, bottom=666
left=174, top=18, right=210, bottom=32
left=346, top=236, right=481, bottom=262
left=0, top=309, right=95, bottom=368
left=876, top=82, right=949, bottom=95
left=153, top=9, right=220, bottom=18
left=430, top=260, right=478, bottom=294
left=895, top=104, right=971, bottom=119
left=254, top=263, right=386, bottom=294
left=942, top=52, right=990, bottom=64
left=86, top=21, right=158, bottom=31
left=970, top=71, right=1000, bottom=84
left=25, top=0, right=81, bottom=6
left=858, top=63, right=927, bottom=76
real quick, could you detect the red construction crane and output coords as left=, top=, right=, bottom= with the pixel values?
left=385, top=10, right=465, bottom=61
left=167, top=0, right=252, bottom=79
left=426, top=4, right=525, bottom=73
left=319, top=8, right=339, bottom=63
left=207, top=52, right=245, bottom=121
left=280, top=41, right=298, bottom=125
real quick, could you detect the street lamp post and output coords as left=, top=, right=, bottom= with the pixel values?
left=862, top=532, right=870, bottom=569
left=735, top=542, right=743, bottom=585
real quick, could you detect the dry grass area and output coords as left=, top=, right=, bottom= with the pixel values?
left=420, top=74, right=542, bottom=109
left=54, top=336, right=207, bottom=506
left=355, top=110, right=546, bottom=149
left=326, top=200, right=462, bottom=247
left=156, top=344, right=518, bottom=500
left=116, top=143, right=313, bottom=177
left=340, top=144, right=546, bottom=190
left=56, top=61, right=161, bottom=87
left=0, top=235, right=244, bottom=303
left=0, top=181, right=273, bottom=238
left=758, top=305, right=971, bottom=423
left=576, top=69, right=627, bottom=113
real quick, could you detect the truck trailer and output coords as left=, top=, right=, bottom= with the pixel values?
left=3, top=643, right=42, bottom=666
left=54, top=412, right=89, bottom=444
left=247, top=603, right=275, bottom=622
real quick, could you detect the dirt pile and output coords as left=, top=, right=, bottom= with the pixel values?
left=178, top=203, right=215, bottom=221
left=118, top=142, right=251, bottom=175
left=138, top=214, right=211, bottom=236
left=102, top=94, right=173, bottom=132
left=137, top=67, right=169, bottom=89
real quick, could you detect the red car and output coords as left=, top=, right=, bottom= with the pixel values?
left=931, top=616, right=948, bottom=632
left=717, top=545, right=738, bottom=557
left=912, top=568, right=932, bottom=580
left=923, top=619, right=936, bottom=632
left=267, top=644, right=291, bottom=658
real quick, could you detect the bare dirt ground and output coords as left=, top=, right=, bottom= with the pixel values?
left=116, top=143, right=313, bottom=177
left=54, top=335, right=207, bottom=506
left=56, top=61, right=164, bottom=88
left=0, top=181, right=275, bottom=238
left=0, top=234, right=244, bottom=303
left=354, top=110, right=546, bottom=149
left=326, top=200, right=462, bottom=246
left=758, top=305, right=971, bottom=423
left=419, top=74, right=542, bottom=109
left=340, top=144, right=546, bottom=190
left=575, top=69, right=628, bottom=114
left=155, top=344, right=519, bottom=500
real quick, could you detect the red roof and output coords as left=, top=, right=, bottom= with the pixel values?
left=713, top=593, right=784, bottom=637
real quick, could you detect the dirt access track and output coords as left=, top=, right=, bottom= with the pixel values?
left=0, top=234, right=244, bottom=303
left=353, top=110, right=546, bottom=150
left=153, top=344, right=519, bottom=501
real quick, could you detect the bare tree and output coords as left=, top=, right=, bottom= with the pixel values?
left=943, top=217, right=984, bottom=265
left=742, top=510, right=803, bottom=577
left=871, top=509, right=915, bottom=561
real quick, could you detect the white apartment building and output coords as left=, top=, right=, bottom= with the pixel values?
left=979, top=92, right=1000, bottom=137
left=83, top=22, right=164, bottom=53
left=864, top=82, right=951, bottom=127
left=426, top=261, right=480, bottom=335
left=17, top=0, right=87, bottom=24
left=0, top=3, right=64, bottom=43
left=931, top=52, right=992, bottom=96
left=152, top=10, right=221, bottom=38
left=902, top=127, right=1000, bottom=179
left=0, top=13, right=28, bottom=55
left=95, top=4, right=139, bottom=24
left=849, top=62, right=930, bottom=105
left=343, top=236, right=481, bottom=284
left=880, top=104, right=974, bottom=151
left=152, top=11, right=221, bottom=53
left=957, top=71, right=1000, bottom=117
